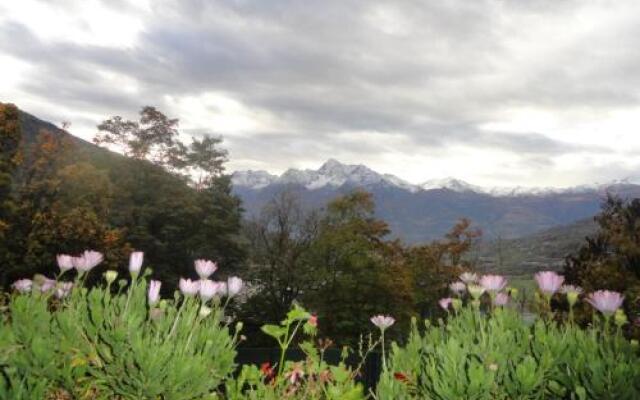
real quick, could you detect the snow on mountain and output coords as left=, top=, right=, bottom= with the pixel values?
left=232, top=159, right=420, bottom=192
left=230, top=170, right=277, bottom=189
left=232, top=159, right=639, bottom=197
left=420, top=177, right=483, bottom=193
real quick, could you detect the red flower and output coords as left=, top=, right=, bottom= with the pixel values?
left=394, top=372, right=409, bottom=383
left=309, top=314, right=318, bottom=327
left=260, top=362, right=275, bottom=382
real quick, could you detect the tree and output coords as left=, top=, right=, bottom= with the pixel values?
left=304, top=190, right=412, bottom=344
left=241, top=190, right=321, bottom=325
left=0, top=103, right=22, bottom=273
left=564, top=195, right=640, bottom=336
left=94, top=106, right=187, bottom=171
left=94, top=106, right=245, bottom=287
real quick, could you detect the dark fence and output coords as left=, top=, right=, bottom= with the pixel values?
left=236, top=348, right=382, bottom=391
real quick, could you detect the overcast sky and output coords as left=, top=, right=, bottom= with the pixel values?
left=2, top=0, right=640, bottom=188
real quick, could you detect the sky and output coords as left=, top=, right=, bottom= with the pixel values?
left=1, top=0, right=640, bottom=188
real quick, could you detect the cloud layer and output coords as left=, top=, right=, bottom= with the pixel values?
left=2, top=0, right=640, bottom=187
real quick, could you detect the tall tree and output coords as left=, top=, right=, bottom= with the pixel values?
left=305, top=190, right=412, bottom=344
left=0, top=103, right=22, bottom=273
left=94, top=106, right=187, bottom=171
left=241, top=190, right=320, bottom=325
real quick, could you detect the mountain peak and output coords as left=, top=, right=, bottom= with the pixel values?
left=232, top=159, right=419, bottom=191
left=319, top=158, right=345, bottom=171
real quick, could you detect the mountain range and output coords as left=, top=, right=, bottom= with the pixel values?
left=232, top=160, right=640, bottom=243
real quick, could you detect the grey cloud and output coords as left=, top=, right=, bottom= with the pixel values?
left=1, top=0, right=638, bottom=184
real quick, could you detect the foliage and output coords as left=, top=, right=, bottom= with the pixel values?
left=0, top=261, right=239, bottom=399
left=242, top=191, right=321, bottom=325
left=0, top=103, right=22, bottom=270
left=376, top=306, right=640, bottom=399
left=565, top=195, right=640, bottom=337
left=225, top=304, right=366, bottom=400
left=0, top=106, right=245, bottom=291
left=242, top=189, right=479, bottom=345
left=306, top=190, right=412, bottom=345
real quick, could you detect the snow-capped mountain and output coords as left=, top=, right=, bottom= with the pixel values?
left=231, top=159, right=640, bottom=243
left=420, top=177, right=483, bottom=193
left=232, top=159, right=420, bottom=192
left=231, top=159, right=630, bottom=197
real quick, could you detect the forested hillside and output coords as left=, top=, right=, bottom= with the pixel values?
left=1, top=103, right=245, bottom=289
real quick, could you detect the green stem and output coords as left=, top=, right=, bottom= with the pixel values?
left=381, top=330, right=387, bottom=371
left=169, top=297, right=189, bottom=337
left=123, top=275, right=137, bottom=317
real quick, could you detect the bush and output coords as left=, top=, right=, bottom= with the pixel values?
left=0, top=252, right=241, bottom=399
left=376, top=280, right=640, bottom=399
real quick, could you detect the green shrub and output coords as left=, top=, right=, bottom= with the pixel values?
left=0, top=253, right=240, bottom=399
left=376, top=306, right=640, bottom=399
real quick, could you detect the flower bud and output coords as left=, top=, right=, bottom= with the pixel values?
left=631, top=339, right=639, bottom=349
left=467, top=284, right=486, bottom=300
left=235, top=321, right=244, bottom=332
left=199, top=305, right=212, bottom=318
left=451, top=298, right=463, bottom=311
left=614, top=309, right=628, bottom=327
left=104, top=270, right=118, bottom=285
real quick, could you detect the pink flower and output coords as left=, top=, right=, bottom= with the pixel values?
left=55, top=282, right=73, bottom=299
left=227, top=276, right=243, bottom=297
left=308, top=314, right=318, bottom=327
left=56, top=254, right=74, bottom=273
left=494, top=292, right=509, bottom=306
left=40, top=278, right=56, bottom=293
left=73, top=250, right=104, bottom=273
left=12, top=279, right=32, bottom=293
left=179, top=278, right=200, bottom=296
left=286, top=363, right=304, bottom=384
left=586, top=290, right=624, bottom=316
left=449, top=281, right=466, bottom=294
left=439, top=297, right=453, bottom=310
left=459, top=272, right=478, bottom=284
left=194, top=259, right=217, bottom=279
left=479, top=275, right=508, bottom=292
left=129, top=251, right=144, bottom=275
left=534, top=271, right=564, bottom=296
left=148, top=280, right=161, bottom=305
left=199, top=279, right=222, bottom=301
left=370, top=315, right=395, bottom=330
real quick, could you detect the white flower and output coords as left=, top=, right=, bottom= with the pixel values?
left=12, top=279, right=33, bottom=293
left=227, top=277, right=243, bottom=297
left=129, top=251, right=144, bottom=275
left=179, top=278, right=200, bottom=296
left=56, top=254, right=74, bottom=273
left=40, top=278, right=57, bottom=293
left=148, top=280, right=161, bottom=305
left=199, top=279, right=222, bottom=301
left=194, top=259, right=217, bottom=279
left=73, top=250, right=104, bottom=273
left=55, top=282, right=74, bottom=299
left=370, top=315, right=395, bottom=330
left=459, top=272, right=478, bottom=284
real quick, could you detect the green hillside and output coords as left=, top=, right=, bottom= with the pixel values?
left=1, top=105, right=245, bottom=288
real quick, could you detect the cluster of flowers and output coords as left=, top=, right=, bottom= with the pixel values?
left=435, top=270, right=626, bottom=318
left=11, top=250, right=105, bottom=298
left=367, top=270, right=629, bottom=336
left=11, top=250, right=244, bottom=312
